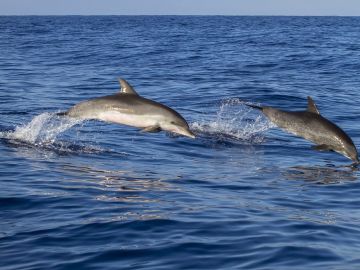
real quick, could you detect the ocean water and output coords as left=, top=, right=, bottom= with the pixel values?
left=1, top=16, right=360, bottom=270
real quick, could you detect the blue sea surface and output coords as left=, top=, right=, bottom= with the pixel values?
left=1, top=16, right=360, bottom=269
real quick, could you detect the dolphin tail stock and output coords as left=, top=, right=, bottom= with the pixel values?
left=233, top=98, right=263, bottom=110
left=56, top=111, right=68, bottom=116
left=244, top=103, right=263, bottom=111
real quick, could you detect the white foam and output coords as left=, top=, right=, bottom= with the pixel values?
left=1, top=112, right=83, bottom=145
left=191, top=98, right=273, bottom=143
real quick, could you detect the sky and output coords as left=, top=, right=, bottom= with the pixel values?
left=0, top=0, right=360, bottom=16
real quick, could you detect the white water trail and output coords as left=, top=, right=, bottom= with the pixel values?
left=1, top=112, right=83, bottom=146
left=191, top=98, right=274, bottom=144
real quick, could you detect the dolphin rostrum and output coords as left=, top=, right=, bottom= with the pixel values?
left=247, top=97, right=359, bottom=163
left=58, top=78, right=195, bottom=138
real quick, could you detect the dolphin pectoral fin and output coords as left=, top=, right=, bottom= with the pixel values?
left=311, top=144, right=333, bottom=152
left=141, top=126, right=162, bottom=133
left=307, top=96, right=320, bottom=114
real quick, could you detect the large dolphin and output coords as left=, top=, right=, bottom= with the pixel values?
left=247, top=97, right=359, bottom=163
left=58, top=78, right=195, bottom=138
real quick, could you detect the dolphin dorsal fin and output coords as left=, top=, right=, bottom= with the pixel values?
left=307, top=96, right=320, bottom=114
left=118, top=78, right=139, bottom=95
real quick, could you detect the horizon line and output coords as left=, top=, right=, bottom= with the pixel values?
left=0, top=14, right=358, bottom=17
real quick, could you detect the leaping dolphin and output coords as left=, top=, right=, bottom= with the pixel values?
left=58, top=78, right=195, bottom=138
left=247, top=97, right=359, bottom=163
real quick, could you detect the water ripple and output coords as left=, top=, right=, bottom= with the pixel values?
left=1, top=16, right=360, bottom=270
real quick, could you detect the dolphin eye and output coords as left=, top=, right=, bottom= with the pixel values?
left=170, top=121, right=176, bottom=124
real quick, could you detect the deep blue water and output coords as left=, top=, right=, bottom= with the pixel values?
left=1, top=16, right=360, bottom=270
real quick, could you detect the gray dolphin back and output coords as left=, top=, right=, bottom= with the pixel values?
left=249, top=96, right=358, bottom=162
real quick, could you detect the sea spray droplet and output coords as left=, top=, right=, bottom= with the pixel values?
left=3, top=112, right=83, bottom=145
left=191, top=98, right=273, bottom=143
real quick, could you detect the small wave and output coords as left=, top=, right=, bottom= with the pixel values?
left=191, top=98, right=273, bottom=144
left=0, top=112, right=104, bottom=154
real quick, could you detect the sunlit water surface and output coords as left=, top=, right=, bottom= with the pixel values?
left=1, top=16, right=360, bottom=270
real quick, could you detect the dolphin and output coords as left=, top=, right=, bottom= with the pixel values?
left=58, top=78, right=195, bottom=138
left=247, top=97, right=359, bottom=163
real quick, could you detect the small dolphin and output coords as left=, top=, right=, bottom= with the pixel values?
left=58, top=78, right=195, bottom=138
left=247, top=97, right=359, bottom=163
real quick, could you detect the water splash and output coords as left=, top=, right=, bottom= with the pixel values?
left=191, top=98, right=274, bottom=144
left=1, top=112, right=83, bottom=145
left=0, top=112, right=107, bottom=154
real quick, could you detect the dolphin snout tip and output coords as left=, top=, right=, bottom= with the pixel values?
left=186, top=131, right=196, bottom=139
left=182, top=129, right=196, bottom=139
left=349, top=155, right=359, bottom=166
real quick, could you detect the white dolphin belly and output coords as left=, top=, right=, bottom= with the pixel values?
left=97, top=111, right=162, bottom=128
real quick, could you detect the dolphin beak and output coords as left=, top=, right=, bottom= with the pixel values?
left=182, top=129, right=196, bottom=139
left=167, top=124, right=196, bottom=139
left=175, top=128, right=196, bottom=139
left=187, top=130, right=196, bottom=139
